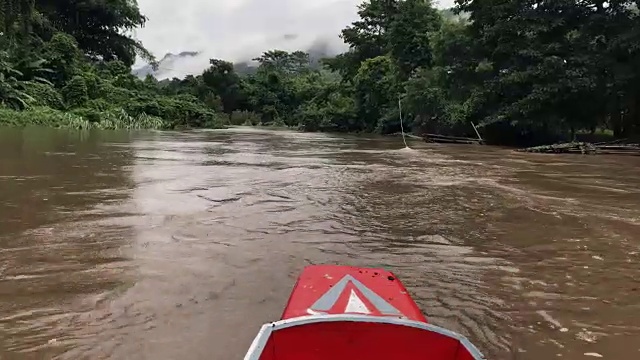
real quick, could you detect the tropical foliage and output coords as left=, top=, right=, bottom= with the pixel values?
left=3, top=0, right=640, bottom=145
left=0, top=0, right=225, bottom=129
left=161, top=0, right=640, bottom=145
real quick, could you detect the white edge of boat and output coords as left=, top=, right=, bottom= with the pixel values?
left=243, top=314, right=486, bottom=360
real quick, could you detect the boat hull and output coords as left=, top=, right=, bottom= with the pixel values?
left=244, top=265, right=485, bottom=360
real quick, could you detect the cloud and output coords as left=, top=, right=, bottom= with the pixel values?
left=133, top=0, right=456, bottom=78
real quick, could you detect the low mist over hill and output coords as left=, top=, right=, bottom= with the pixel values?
left=133, top=51, right=201, bottom=78
left=131, top=0, right=460, bottom=80
left=133, top=0, right=365, bottom=77
left=133, top=36, right=343, bottom=79
left=133, top=34, right=346, bottom=80
left=133, top=0, right=468, bottom=80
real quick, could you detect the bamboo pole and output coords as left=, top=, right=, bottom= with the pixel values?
left=471, top=121, right=483, bottom=142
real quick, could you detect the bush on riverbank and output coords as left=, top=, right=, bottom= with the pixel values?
left=230, top=110, right=261, bottom=126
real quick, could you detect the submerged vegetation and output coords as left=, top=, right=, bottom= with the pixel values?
left=2, top=0, right=640, bottom=146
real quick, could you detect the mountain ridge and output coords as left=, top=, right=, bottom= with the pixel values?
left=132, top=39, right=339, bottom=79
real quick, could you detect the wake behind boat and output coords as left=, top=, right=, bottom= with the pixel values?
left=244, top=265, right=485, bottom=359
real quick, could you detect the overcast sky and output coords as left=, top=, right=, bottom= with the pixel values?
left=134, top=0, right=456, bottom=77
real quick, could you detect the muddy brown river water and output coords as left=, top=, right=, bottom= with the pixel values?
left=1, top=127, right=639, bottom=360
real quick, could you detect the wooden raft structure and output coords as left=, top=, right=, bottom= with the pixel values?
left=421, top=122, right=485, bottom=145
left=422, top=134, right=484, bottom=145
left=517, top=141, right=640, bottom=155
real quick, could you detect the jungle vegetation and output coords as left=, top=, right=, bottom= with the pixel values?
left=2, top=1, right=640, bottom=146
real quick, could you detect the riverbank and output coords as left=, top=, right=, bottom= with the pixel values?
left=6, top=117, right=635, bottom=156
left=0, top=107, right=166, bottom=130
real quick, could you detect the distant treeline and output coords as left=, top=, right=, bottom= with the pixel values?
left=2, top=1, right=640, bottom=146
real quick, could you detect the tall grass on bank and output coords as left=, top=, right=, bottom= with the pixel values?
left=0, top=107, right=166, bottom=130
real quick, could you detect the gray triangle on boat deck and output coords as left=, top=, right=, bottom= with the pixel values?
left=309, top=275, right=402, bottom=316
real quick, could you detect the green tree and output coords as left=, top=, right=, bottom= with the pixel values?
left=35, top=0, right=154, bottom=66
left=1, top=0, right=36, bottom=37
left=43, top=32, right=81, bottom=87
left=388, top=0, right=441, bottom=79
left=202, top=59, right=245, bottom=113
left=454, top=0, right=640, bottom=142
left=353, top=55, right=398, bottom=132
left=61, top=75, right=88, bottom=108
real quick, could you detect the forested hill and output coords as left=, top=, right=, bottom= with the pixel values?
left=133, top=51, right=201, bottom=79
left=2, top=1, right=640, bottom=146
left=133, top=39, right=340, bottom=80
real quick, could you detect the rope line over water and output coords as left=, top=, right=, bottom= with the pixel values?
left=398, top=97, right=409, bottom=149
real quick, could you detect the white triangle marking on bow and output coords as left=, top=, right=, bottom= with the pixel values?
left=345, top=289, right=371, bottom=314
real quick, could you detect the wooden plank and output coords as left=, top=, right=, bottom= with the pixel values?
left=423, top=133, right=483, bottom=145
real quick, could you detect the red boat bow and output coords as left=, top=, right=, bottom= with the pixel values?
left=245, top=265, right=485, bottom=360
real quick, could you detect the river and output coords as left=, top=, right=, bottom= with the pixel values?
left=0, top=127, right=639, bottom=359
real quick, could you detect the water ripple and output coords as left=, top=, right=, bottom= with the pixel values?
left=1, top=128, right=639, bottom=359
